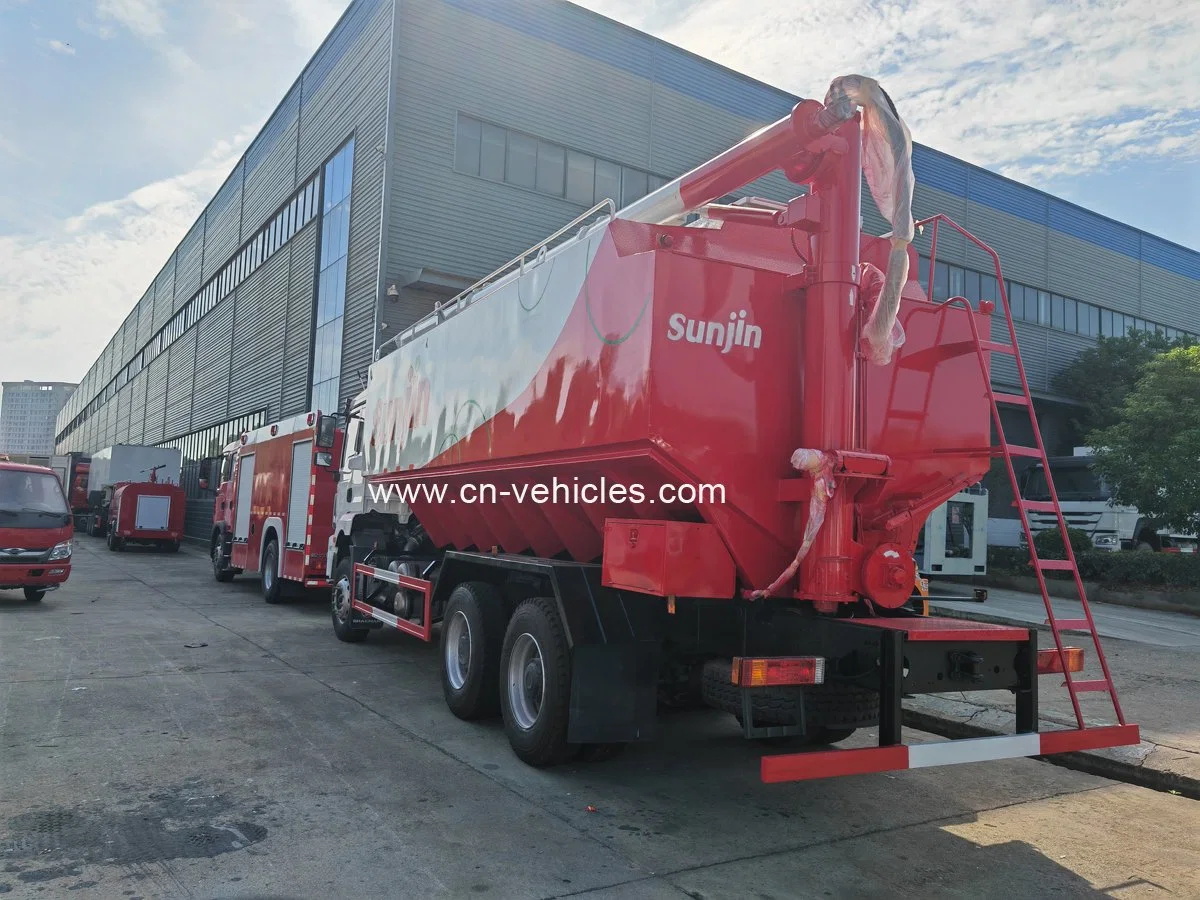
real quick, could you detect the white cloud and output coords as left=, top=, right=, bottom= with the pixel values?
left=280, top=0, right=348, bottom=48
left=0, top=130, right=254, bottom=385
left=580, top=0, right=1200, bottom=185
left=92, top=0, right=195, bottom=71
left=95, top=0, right=165, bottom=38
left=47, top=39, right=76, bottom=56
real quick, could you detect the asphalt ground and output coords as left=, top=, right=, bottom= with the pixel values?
left=1, top=539, right=1197, bottom=899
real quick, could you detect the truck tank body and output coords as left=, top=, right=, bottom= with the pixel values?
left=365, top=224, right=990, bottom=594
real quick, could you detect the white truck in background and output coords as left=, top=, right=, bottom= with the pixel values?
left=1019, top=447, right=1197, bottom=553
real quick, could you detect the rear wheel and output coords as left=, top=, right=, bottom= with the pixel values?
left=23, top=588, right=45, bottom=602
left=166, top=540, right=181, bottom=553
left=262, top=539, right=283, bottom=604
left=106, top=526, right=123, bottom=552
left=211, top=531, right=235, bottom=582
left=331, top=557, right=370, bottom=643
left=440, top=582, right=505, bottom=720
left=500, top=598, right=574, bottom=767
left=701, top=658, right=876, bottom=743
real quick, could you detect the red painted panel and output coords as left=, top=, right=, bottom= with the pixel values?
left=602, top=519, right=735, bottom=598
left=856, top=616, right=1031, bottom=642
left=1038, top=724, right=1140, bottom=755
left=761, top=745, right=909, bottom=783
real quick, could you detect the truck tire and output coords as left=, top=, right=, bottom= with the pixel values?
left=24, top=588, right=45, bottom=602
left=262, top=539, right=284, bottom=604
left=499, top=597, right=574, bottom=767
left=440, top=582, right=504, bottom=720
left=330, top=557, right=370, bottom=643
left=106, top=526, right=123, bottom=552
left=211, top=531, right=235, bottom=582
left=700, top=658, right=878, bottom=739
left=166, top=540, right=181, bottom=553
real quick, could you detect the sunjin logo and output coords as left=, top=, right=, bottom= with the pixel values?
left=666, top=310, right=762, bottom=353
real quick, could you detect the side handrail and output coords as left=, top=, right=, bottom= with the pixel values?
left=375, top=199, right=617, bottom=360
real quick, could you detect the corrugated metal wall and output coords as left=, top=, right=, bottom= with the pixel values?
left=281, top=225, right=318, bottom=416
left=55, top=0, right=391, bottom=482
left=297, top=0, right=391, bottom=407
left=228, top=247, right=290, bottom=418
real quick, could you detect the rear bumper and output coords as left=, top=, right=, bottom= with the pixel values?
left=117, top=530, right=180, bottom=542
left=762, top=725, right=1141, bottom=782
left=0, top=562, right=71, bottom=590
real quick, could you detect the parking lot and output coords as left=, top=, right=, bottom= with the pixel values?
left=2, top=537, right=1198, bottom=899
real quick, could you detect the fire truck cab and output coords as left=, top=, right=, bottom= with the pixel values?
left=203, top=411, right=342, bottom=603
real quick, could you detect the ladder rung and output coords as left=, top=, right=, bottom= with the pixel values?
left=1068, top=679, right=1112, bottom=693
left=1004, top=444, right=1043, bottom=458
left=982, top=341, right=1016, bottom=354
left=1022, top=500, right=1057, bottom=512
left=1049, top=618, right=1092, bottom=631
left=993, top=391, right=1029, bottom=406
left=1037, top=559, right=1074, bottom=570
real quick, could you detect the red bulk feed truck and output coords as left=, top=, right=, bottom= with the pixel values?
left=203, top=411, right=342, bottom=603
left=326, top=75, right=1138, bottom=780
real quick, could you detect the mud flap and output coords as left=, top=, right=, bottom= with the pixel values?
left=568, top=641, right=660, bottom=744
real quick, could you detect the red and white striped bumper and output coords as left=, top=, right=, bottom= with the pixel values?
left=761, top=724, right=1140, bottom=783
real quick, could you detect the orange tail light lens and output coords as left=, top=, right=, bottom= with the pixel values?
left=731, top=656, right=825, bottom=687
left=1037, top=647, right=1084, bottom=674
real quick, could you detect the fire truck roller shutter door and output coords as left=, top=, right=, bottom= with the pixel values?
left=287, top=440, right=312, bottom=548
left=234, top=454, right=256, bottom=541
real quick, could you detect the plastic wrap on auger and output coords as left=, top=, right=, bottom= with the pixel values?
left=824, top=75, right=914, bottom=365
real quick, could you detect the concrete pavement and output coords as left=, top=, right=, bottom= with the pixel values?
left=1, top=540, right=1198, bottom=898
left=932, top=583, right=1200, bottom=649
left=917, top=582, right=1200, bottom=796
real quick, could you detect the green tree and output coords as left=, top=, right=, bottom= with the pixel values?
left=1052, top=330, right=1190, bottom=435
left=1091, top=346, right=1200, bottom=535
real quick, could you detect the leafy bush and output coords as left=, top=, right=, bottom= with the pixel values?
left=1075, top=551, right=1200, bottom=589
left=985, top=544, right=1200, bottom=588
left=1032, top=527, right=1094, bottom=559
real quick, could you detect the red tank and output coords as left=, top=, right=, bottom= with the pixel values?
left=107, top=481, right=186, bottom=553
left=363, top=98, right=990, bottom=606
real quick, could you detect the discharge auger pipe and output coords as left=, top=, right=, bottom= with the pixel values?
left=798, top=113, right=862, bottom=608
left=617, top=99, right=854, bottom=224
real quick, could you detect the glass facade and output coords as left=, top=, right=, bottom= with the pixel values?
left=311, top=138, right=355, bottom=416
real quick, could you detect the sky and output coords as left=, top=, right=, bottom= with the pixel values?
left=1, top=0, right=1198, bottom=390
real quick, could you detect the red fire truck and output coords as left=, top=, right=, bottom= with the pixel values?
left=51, top=453, right=91, bottom=529
left=105, top=476, right=186, bottom=552
left=203, top=411, right=342, bottom=603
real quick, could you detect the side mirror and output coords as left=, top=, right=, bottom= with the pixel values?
left=315, top=413, right=337, bottom=449
left=348, top=454, right=364, bottom=472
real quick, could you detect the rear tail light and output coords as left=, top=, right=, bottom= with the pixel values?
left=1037, top=647, right=1084, bottom=674
left=731, top=656, right=825, bottom=687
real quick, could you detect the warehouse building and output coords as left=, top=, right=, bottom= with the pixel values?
left=55, top=0, right=1200, bottom=540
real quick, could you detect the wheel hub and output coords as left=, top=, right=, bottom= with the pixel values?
left=333, top=577, right=352, bottom=620
left=507, top=632, right=545, bottom=731
left=444, top=610, right=472, bottom=691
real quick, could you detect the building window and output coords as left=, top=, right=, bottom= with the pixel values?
left=454, top=112, right=662, bottom=209
left=312, top=138, right=354, bottom=415
left=536, top=141, right=565, bottom=196
left=505, top=131, right=537, bottom=189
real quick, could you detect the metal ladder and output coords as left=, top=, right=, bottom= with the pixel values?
left=918, top=213, right=1126, bottom=730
